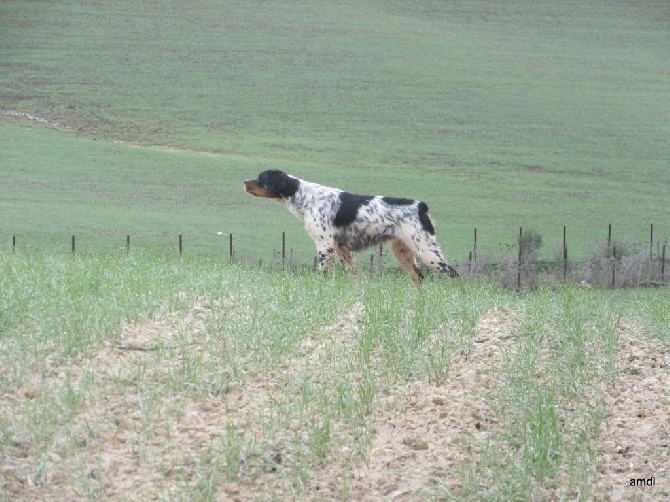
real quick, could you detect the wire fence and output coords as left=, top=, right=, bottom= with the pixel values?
left=6, top=224, right=668, bottom=289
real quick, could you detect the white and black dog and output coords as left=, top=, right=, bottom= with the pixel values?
left=244, top=170, right=458, bottom=284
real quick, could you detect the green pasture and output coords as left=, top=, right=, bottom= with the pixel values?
left=1, top=2, right=669, bottom=497
left=1, top=0, right=668, bottom=263
left=2, top=122, right=666, bottom=264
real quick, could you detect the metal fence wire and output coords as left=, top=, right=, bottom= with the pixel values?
left=7, top=225, right=668, bottom=289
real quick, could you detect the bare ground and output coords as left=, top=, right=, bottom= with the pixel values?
left=594, top=318, right=669, bottom=501
left=1, top=298, right=668, bottom=501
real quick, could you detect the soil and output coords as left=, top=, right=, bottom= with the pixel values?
left=594, top=318, right=669, bottom=501
left=1, top=299, right=667, bottom=501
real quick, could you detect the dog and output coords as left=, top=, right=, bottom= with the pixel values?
left=244, top=170, right=458, bottom=284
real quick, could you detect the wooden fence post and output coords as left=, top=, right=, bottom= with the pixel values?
left=608, top=223, right=612, bottom=249
left=473, top=227, right=477, bottom=264
left=282, top=232, right=286, bottom=267
left=126, top=235, right=130, bottom=254
left=179, top=234, right=183, bottom=256
left=229, top=233, right=233, bottom=262
left=563, top=225, right=568, bottom=282
left=650, top=223, right=654, bottom=261
left=517, top=227, right=522, bottom=289
left=12, top=235, right=16, bottom=252
left=72, top=235, right=76, bottom=255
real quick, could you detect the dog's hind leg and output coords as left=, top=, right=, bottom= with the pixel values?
left=390, top=238, right=424, bottom=285
left=336, top=246, right=358, bottom=278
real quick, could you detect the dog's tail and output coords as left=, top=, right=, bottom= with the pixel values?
left=417, top=202, right=436, bottom=235
left=418, top=202, right=459, bottom=279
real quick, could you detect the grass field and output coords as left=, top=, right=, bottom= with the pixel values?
left=0, top=251, right=668, bottom=500
left=1, top=0, right=668, bottom=262
left=1, top=0, right=669, bottom=499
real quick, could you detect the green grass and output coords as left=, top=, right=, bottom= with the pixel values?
left=0, top=250, right=668, bottom=499
left=0, top=2, right=669, bottom=496
left=1, top=0, right=668, bottom=262
left=477, top=287, right=620, bottom=499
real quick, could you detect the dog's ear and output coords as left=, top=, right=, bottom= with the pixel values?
left=265, top=170, right=299, bottom=198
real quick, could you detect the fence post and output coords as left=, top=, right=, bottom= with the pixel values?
left=179, top=234, right=183, bottom=256
left=563, top=225, right=567, bottom=282
left=12, top=235, right=16, bottom=252
left=282, top=232, right=286, bottom=267
left=607, top=224, right=615, bottom=287
left=650, top=223, right=654, bottom=261
left=662, top=243, right=667, bottom=282
left=608, top=223, right=612, bottom=249
left=473, top=227, right=477, bottom=264
left=229, top=233, right=233, bottom=262
left=517, top=227, right=522, bottom=289
left=72, top=235, right=76, bottom=255
left=126, top=235, right=130, bottom=254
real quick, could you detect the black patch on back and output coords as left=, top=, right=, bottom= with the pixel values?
left=258, top=170, right=300, bottom=198
left=381, top=196, right=414, bottom=206
left=417, top=201, right=435, bottom=235
left=334, top=192, right=374, bottom=227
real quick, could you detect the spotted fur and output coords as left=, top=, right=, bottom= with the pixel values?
left=244, top=170, right=458, bottom=284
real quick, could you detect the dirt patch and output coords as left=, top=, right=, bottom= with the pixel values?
left=2, top=301, right=203, bottom=499
left=2, top=300, right=668, bottom=501
left=341, top=307, right=518, bottom=500
left=595, top=319, right=670, bottom=501
left=3, top=109, right=69, bottom=130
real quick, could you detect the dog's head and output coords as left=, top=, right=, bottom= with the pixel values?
left=244, top=170, right=299, bottom=199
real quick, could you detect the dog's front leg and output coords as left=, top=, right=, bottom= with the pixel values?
left=316, top=243, right=336, bottom=271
